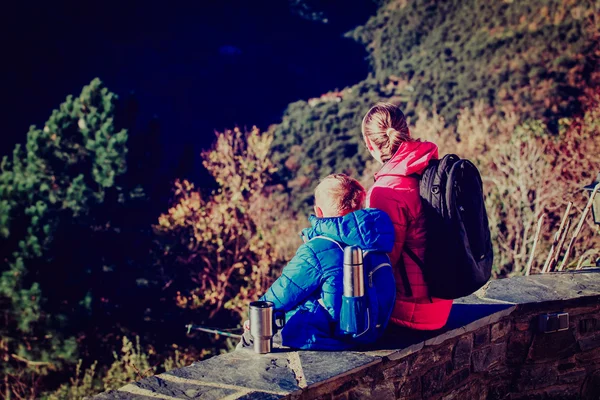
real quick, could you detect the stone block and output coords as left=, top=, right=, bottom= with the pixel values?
left=581, top=369, right=600, bottom=400
left=348, top=379, right=394, bottom=400
left=472, top=342, right=506, bottom=372
left=452, top=335, right=473, bottom=369
left=507, top=330, right=533, bottom=365
left=513, top=390, right=580, bottom=400
left=491, top=320, right=512, bottom=342
left=576, top=346, right=600, bottom=364
left=474, top=326, right=491, bottom=348
left=516, top=364, right=558, bottom=391
left=527, top=328, right=578, bottom=363
left=421, top=362, right=451, bottom=397
left=332, top=380, right=358, bottom=397
left=441, top=381, right=486, bottom=400
left=485, top=383, right=511, bottom=400
left=332, top=394, right=348, bottom=400
left=298, top=351, right=379, bottom=387
left=566, top=305, right=600, bottom=317
left=487, top=364, right=510, bottom=379
left=579, top=317, right=600, bottom=335
left=579, top=333, right=600, bottom=352
left=408, top=344, right=452, bottom=374
left=167, top=350, right=299, bottom=394
left=407, top=349, right=434, bottom=374
left=396, top=377, right=420, bottom=398
left=556, top=360, right=577, bottom=372
left=123, top=376, right=238, bottom=400
left=514, top=320, right=531, bottom=332
left=443, top=368, right=470, bottom=392
left=558, top=368, right=587, bottom=384
left=543, top=386, right=581, bottom=400
left=382, top=360, right=408, bottom=381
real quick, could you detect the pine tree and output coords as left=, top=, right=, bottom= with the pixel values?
left=0, top=79, right=130, bottom=378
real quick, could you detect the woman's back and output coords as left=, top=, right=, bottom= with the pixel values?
left=367, top=140, right=452, bottom=330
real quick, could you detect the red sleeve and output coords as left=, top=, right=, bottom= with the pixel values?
left=367, top=186, right=408, bottom=266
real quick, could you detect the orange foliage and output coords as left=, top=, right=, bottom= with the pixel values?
left=155, top=127, right=302, bottom=320
left=402, top=96, right=600, bottom=275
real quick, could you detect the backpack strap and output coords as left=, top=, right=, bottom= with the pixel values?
left=396, top=255, right=413, bottom=297
left=308, top=235, right=344, bottom=251
left=396, top=247, right=426, bottom=298
left=403, top=247, right=433, bottom=302
left=404, top=247, right=426, bottom=270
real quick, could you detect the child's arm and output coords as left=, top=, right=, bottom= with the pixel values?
left=260, top=244, right=321, bottom=311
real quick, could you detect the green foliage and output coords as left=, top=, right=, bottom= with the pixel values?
left=0, top=78, right=132, bottom=378
left=102, top=336, right=154, bottom=390
left=45, top=360, right=99, bottom=400
left=272, top=0, right=599, bottom=211
left=46, top=336, right=196, bottom=399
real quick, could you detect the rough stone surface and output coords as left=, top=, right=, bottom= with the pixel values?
left=381, top=360, right=408, bottom=380
left=491, top=319, right=511, bottom=342
left=483, top=270, right=600, bottom=304
left=472, top=342, right=506, bottom=372
left=92, top=270, right=600, bottom=400
left=396, top=377, right=420, bottom=398
left=452, top=335, right=472, bottom=369
left=527, top=328, right=578, bottom=362
left=297, top=351, right=378, bottom=387
left=473, top=326, right=491, bottom=348
left=167, top=349, right=299, bottom=394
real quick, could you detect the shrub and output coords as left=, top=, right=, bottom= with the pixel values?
left=0, top=78, right=137, bottom=382
left=154, top=127, right=302, bottom=324
left=380, top=98, right=600, bottom=276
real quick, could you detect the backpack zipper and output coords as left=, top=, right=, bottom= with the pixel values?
left=368, top=263, right=392, bottom=287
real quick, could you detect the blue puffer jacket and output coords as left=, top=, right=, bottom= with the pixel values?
left=260, top=208, right=395, bottom=350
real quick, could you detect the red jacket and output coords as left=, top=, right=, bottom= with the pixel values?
left=367, top=140, right=452, bottom=330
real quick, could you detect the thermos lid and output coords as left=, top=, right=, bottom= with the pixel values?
left=344, top=245, right=363, bottom=265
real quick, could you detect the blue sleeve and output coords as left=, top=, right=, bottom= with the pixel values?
left=260, top=244, right=322, bottom=312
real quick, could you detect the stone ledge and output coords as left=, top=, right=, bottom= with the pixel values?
left=92, top=269, right=600, bottom=400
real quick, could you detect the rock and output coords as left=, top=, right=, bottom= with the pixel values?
left=491, top=320, right=512, bottom=342
left=452, top=335, right=473, bottom=369
left=472, top=342, right=506, bottom=372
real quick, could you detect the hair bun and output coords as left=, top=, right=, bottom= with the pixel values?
left=386, top=127, right=397, bottom=138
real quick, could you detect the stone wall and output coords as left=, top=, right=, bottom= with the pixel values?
left=93, top=270, right=600, bottom=400
left=305, top=300, right=600, bottom=400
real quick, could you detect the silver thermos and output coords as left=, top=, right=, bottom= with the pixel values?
left=249, top=300, right=284, bottom=354
left=340, top=246, right=367, bottom=334
left=344, top=246, right=365, bottom=297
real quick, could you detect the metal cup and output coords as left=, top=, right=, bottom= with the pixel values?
left=249, top=300, right=275, bottom=354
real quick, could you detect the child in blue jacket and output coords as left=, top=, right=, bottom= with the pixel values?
left=242, top=174, right=395, bottom=350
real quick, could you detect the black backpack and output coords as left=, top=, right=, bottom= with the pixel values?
left=400, top=154, right=493, bottom=300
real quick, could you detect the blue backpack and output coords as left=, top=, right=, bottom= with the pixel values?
left=310, top=236, right=396, bottom=346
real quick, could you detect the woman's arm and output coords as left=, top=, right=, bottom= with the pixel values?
left=260, top=244, right=322, bottom=311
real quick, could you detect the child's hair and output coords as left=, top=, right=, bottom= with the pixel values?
left=362, top=102, right=413, bottom=163
left=314, top=174, right=366, bottom=216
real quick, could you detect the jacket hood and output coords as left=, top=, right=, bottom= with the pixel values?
left=302, top=208, right=394, bottom=252
left=375, top=140, right=438, bottom=179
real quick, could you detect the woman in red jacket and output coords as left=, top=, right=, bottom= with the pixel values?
left=362, top=103, right=452, bottom=330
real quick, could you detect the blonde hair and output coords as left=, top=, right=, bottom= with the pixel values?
left=361, top=102, right=413, bottom=163
left=314, top=174, right=366, bottom=217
